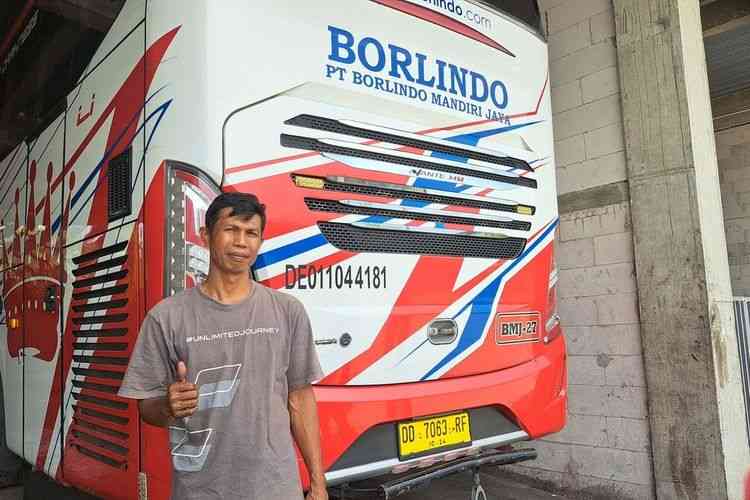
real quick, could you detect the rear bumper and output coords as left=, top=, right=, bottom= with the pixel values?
left=329, top=448, right=538, bottom=499
left=326, top=429, right=529, bottom=486
left=312, top=337, right=566, bottom=486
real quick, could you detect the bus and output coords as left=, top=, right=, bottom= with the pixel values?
left=0, top=0, right=565, bottom=498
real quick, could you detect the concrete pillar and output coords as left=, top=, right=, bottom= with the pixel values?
left=613, top=1, right=750, bottom=499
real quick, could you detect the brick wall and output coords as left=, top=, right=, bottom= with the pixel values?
left=505, top=1, right=655, bottom=498
left=717, top=124, right=750, bottom=296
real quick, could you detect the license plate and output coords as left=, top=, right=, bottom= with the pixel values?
left=495, top=312, right=541, bottom=344
left=397, top=412, right=471, bottom=459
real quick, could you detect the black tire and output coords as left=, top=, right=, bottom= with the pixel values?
left=0, top=373, right=23, bottom=487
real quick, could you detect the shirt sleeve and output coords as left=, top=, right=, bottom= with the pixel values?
left=118, top=313, right=176, bottom=400
left=286, top=299, right=324, bottom=392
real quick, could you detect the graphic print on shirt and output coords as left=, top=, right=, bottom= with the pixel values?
left=195, top=364, right=242, bottom=410
left=169, top=426, right=214, bottom=472
left=169, top=364, right=242, bottom=471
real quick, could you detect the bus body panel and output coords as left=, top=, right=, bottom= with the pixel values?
left=0, top=144, right=28, bottom=461
left=209, top=0, right=557, bottom=385
left=0, top=1, right=565, bottom=498
left=23, top=115, right=65, bottom=468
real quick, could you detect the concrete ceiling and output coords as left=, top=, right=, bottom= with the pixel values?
left=705, top=21, right=750, bottom=99
left=702, top=0, right=750, bottom=127
left=0, top=0, right=747, bottom=158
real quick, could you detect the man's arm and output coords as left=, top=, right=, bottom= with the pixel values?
left=139, top=397, right=174, bottom=427
left=137, top=361, right=198, bottom=427
left=289, top=385, right=327, bottom=499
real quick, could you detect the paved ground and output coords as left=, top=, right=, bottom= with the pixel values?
left=399, top=470, right=566, bottom=500
left=0, top=472, right=565, bottom=499
left=0, top=487, right=20, bottom=500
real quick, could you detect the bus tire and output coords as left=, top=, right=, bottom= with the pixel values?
left=0, top=373, right=22, bottom=487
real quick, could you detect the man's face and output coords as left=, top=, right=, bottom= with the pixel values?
left=201, top=208, right=263, bottom=276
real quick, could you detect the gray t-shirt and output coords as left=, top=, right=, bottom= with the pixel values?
left=119, top=284, right=324, bottom=500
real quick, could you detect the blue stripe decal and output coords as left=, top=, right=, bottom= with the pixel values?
left=56, top=85, right=171, bottom=231
left=359, top=178, right=471, bottom=223
left=70, top=85, right=168, bottom=213
left=431, top=132, right=484, bottom=163
left=412, top=178, right=470, bottom=193
left=254, top=234, right=328, bottom=269
left=420, top=278, right=503, bottom=379
left=432, top=121, right=544, bottom=173
left=65, top=98, right=173, bottom=229
left=359, top=215, right=391, bottom=224
left=447, top=121, right=543, bottom=145
left=420, top=218, right=559, bottom=380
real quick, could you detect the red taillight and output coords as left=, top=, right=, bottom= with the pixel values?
left=164, top=165, right=220, bottom=296
left=544, top=226, right=561, bottom=344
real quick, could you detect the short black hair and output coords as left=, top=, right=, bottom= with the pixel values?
left=205, top=192, right=266, bottom=234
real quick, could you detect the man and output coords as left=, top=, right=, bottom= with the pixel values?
left=119, top=192, right=328, bottom=500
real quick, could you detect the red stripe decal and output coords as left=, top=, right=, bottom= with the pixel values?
left=35, top=27, right=180, bottom=473
left=225, top=75, right=548, bottom=177
left=372, top=0, right=515, bottom=57
left=320, top=256, right=504, bottom=384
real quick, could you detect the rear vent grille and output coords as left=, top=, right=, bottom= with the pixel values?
left=281, top=134, right=536, bottom=189
left=73, top=256, right=128, bottom=276
left=74, top=417, right=128, bottom=439
left=68, top=240, right=133, bottom=469
left=72, top=404, right=129, bottom=425
left=73, top=241, right=128, bottom=265
left=74, top=444, right=126, bottom=469
left=292, top=174, right=535, bottom=215
left=305, top=198, right=531, bottom=231
left=285, top=114, right=533, bottom=172
left=72, top=367, right=124, bottom=380
left=108, top=147, right=132, bottom=222
left=73, top=391, right=129, bottom=410
left=72, top=355, right=129, bottom=366
left=73, top=270, right=128, bottom=289
left=72, top=429, right=128, bottom=455
left=72, top=342, right=128, bottom=351
left=72, top=314, right=128, bottom=325
left=73, top=327, right=127, bottom=338
left=73, top=284, right=127, bottom=301
left=318, top=222, right=526, bottom=259
left=72, top=380, right=120, bottom=393
left=282, top=114, right=539, bottom=259
left=73, top=299, right=128, bottom=313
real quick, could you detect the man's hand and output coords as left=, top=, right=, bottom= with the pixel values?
left=168, top=361, right=198, bottom=418
left=289, top=386, right=327, bottom=500
left=138, top=361, right=198, bottom=427
left=305, top=483, right=328, bottom=500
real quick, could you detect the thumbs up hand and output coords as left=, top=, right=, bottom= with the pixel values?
left=176, top=360, right=188, bottom=383
left=167, top=361, right=198, bottom=418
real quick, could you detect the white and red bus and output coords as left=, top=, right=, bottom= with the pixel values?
left=0, top=1, right=565, bottom=498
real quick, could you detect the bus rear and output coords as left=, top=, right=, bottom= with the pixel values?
left=199, top=0, right=566, bottom=489
left=0, top=1, right=565, bottom=497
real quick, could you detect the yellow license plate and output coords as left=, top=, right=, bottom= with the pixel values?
left=397, top=412, right=471, bottom=459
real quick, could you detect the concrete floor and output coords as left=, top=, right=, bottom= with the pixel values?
left=399, top=470, right=566, bottom=500
left=0, top=472, right=565, bottom=499
left=0, top=487, right=20, bottom=500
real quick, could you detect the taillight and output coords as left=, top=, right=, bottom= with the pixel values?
left=164, top=164, right=220, bottom=296
left=544, top=225, right=561, bottom=344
